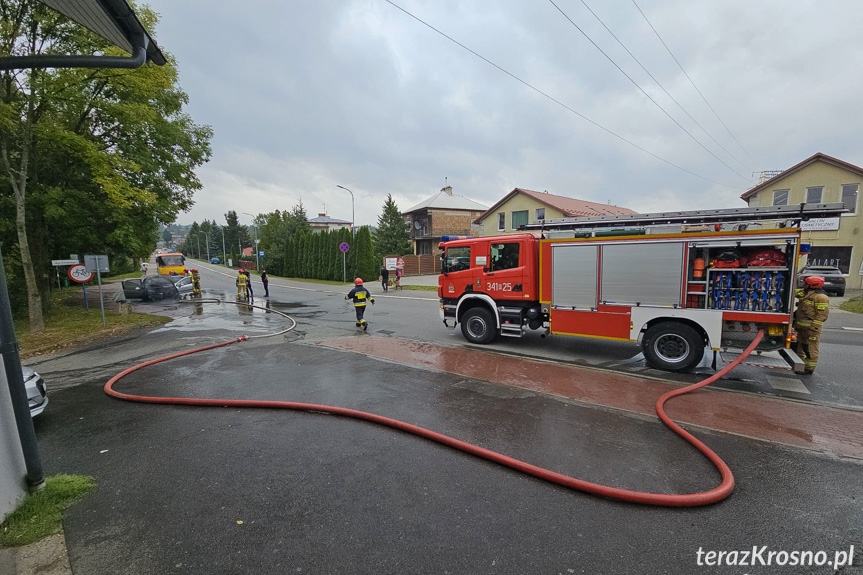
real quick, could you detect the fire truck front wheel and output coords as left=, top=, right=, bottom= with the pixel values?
left=642, top=322, right=704, bottom=373
left=461, top=307, right=498, bottom=344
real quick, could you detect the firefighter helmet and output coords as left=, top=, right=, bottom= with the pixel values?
left=191, top=268, right=198, bottom=273
left=803, top=276, right=825, bottom=289
left=354, top=278, right=363, bottom=285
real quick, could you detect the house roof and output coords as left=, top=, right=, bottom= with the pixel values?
left=403, top=187, right=488, bottom=215
left=475, top=188, right=637, bottom=223
left=308, top=215, right=351, bottom=224
left=740, top=153, right=863, bottom=200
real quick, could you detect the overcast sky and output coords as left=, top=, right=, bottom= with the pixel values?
left=143, top=0, right=863, bottom=228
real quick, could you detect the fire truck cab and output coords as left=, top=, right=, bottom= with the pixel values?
left=439, top=203, right=846, bottom=373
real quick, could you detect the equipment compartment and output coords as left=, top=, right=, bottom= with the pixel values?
left=685, top=240, right=794, bottom=312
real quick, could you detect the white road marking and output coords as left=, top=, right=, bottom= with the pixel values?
left=766, top=375, right=811, bottom=395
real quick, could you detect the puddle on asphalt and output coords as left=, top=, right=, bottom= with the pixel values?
left=149, top=296, right=300, bottom=334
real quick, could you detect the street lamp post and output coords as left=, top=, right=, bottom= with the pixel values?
left=202, top=231, right=210, bottom=262
left=243, top=212, right=259, bottom=271
left=220, top=226, right=227, bottom=265
left=336, top=185, right=355, bottom=238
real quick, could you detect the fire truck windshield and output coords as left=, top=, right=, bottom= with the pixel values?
left=444, top=246, right=470, bottom=273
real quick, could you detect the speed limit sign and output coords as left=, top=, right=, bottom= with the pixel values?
left=67, top=264, right=94, bottom=283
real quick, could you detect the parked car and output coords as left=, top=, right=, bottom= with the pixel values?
left=23, top=366, right=47, bottom=418
left=169, top=275, right=194, bottom=295
left=210, top=257, right=221, bottom=264
left=121, top=275, right=180, bottom=301
left=798, top=266, right=846, bottom=296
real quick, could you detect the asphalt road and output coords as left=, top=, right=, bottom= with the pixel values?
left=32, top=328, right=863, bottom=575
left=23, top=264, right=863, bottom=574
left=175, top=261, right=863, bottom=410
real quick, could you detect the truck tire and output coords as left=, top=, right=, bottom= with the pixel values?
left=642, top=322, right=704, bottom=373
left=461, top=307, right=497, bottom=344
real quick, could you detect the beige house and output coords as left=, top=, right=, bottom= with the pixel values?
left=474, top=188, right=636, bottom=236
left=402, top=186, right=487, bottom=255
left=307, top=213, right=352, bottom=233
left=741, top=153, right=862, bottom=288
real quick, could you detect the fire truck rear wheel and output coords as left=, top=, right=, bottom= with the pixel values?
left=461, top=307, right=497, bottom=344
left=642, top=322, right=704, bottom=372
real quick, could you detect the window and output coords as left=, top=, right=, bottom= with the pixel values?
left=772, top=189, right=789, bottom=206
left=498, top=213, right=505, bottom=231
left=842, top=184, right=859, bottom=215
left=536, top=208, right=545, bottom=220
left=490, top=243, right=520, bottom=271
left=511, top=210, right=528, bottom=229
left=444, top=246, right=470, bottom=272
left=806, top=186, right=823, bottom=204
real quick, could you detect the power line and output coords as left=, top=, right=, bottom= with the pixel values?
left=547, top=0, right=752, bottom=184
left=631, top=0, right=758, bottom=166
left=573, top=0, right=753, bottom=173
left=383, top=0, right=739, bottom=188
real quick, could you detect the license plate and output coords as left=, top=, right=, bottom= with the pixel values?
left=767, top=324, right=785, bottom=335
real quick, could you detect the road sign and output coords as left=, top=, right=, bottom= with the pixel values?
left=67, top=264, right=93, bottom=283
left=339, top=242, right=350, bottom=253
left=52, top=259, right=79, bottom=266
left=259, top=251, right=265, bottom=258
left=84, top=254, right=110, bottom=273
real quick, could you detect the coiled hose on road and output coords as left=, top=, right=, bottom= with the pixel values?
left=104, top=299, right=763, bottom=507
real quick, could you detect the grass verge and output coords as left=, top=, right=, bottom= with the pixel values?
left=15, top=288, right=171, bottom=358
left=0, top=474, right=96, bottom=547
left=840, top=295, right=863, bottom=313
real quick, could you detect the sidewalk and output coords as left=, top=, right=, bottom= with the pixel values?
left=321, top=336, right=863, bottom=460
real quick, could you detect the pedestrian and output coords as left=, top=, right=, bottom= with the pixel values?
left=243, top=269, right=254, bottom=300
left=794, top=275, right=830, bottom=374
left=395, top=267, right=403, bottom=290
left=190, top=268, right=202, bottom=297
left=261, top=269, right=269, bottom=297
left=141, top=261, right=148, bottom=275
left=346, top=278, right=375, bottom=331
left=380, top=265, right=390, bottom=293
left=236, top=269, right=249, bottom=300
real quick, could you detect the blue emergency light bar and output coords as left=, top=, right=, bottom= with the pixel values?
left=440, top=235, right=476, bottom=242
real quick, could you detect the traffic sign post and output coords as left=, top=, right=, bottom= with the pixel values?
left=84, top=255, right=110, bottom=326
left=339, top=242, right=350, bottom=283
left=68, top=264, right=94, bottom=310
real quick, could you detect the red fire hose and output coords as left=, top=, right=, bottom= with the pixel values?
left=105, top=328, right=764, bottom=507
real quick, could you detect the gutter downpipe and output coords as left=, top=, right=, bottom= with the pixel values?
left=0, top=247, right=44, bottom=491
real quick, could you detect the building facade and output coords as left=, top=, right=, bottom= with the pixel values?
left=402, top=186, right=487, bottom=255
left=474, top=188, right=637, bottom=236
left=307, top=214, right=352, bottom=233
left=741, top=153, right=862, bottom=288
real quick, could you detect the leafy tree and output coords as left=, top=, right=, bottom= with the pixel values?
left=0, top=2, right=212, bottom=328
left=373, top=194, right=411, bottom=260
left=162, top=228, right=173, bottom=245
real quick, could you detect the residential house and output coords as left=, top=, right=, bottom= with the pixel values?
left=402, top=186, right=488, bottom=255
left=741, top=153, right=862, bottom=287
left=308, top=213, right=352, bottom=233
left=474, top=188, right=637, bottom=236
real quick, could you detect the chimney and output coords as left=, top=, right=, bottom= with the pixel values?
left=441, top=186, right=453, bottom=196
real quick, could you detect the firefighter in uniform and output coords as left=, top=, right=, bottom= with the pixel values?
left=236, top=269, right=249, bottom=300
left=346, top=278, right=375, bottom=331
left=190, top=268, right=202, bottom=297
left=794, top=275, right=830, bottom=374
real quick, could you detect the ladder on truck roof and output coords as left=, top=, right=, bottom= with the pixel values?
left=519, top=203, right=847, bottom=233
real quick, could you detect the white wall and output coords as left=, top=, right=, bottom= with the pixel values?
left=0, top=356, right=27, bottom=520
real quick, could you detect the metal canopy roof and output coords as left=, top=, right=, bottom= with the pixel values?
left=0, top=0, right=165, bottom=70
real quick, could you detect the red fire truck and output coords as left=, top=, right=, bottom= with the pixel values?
left=438, top=204, right=845, bottom=372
